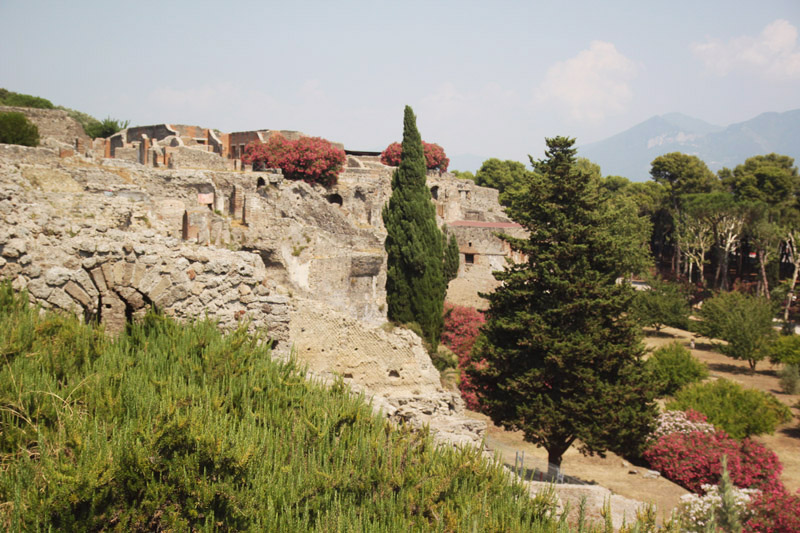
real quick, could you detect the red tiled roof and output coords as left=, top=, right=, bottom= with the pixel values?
left=449, top=220, right=523, bottom=229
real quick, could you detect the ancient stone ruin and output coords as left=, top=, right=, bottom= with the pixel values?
left=0, top=111, right=526, bottom=448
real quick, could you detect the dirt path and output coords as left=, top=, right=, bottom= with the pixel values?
left=467, top=325, right=800, bottom=519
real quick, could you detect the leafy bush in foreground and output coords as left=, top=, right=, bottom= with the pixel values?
left=666, top=379, right=792, bottom=439
left=1, top=284, right=568, bottom=532
left=646, top=341, right=708, bottom=396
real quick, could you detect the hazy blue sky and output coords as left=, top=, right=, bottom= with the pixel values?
left=2, top=1, right=799, bottom=171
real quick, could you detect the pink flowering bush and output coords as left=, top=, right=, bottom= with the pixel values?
left=441, top=304, right=485, bottom=410
left=242, top=135, right=345, bottom=186
left=644, top=425, right=784, bottom=494
left=745, top=490, right=800, bottom=533
left=380, top=141, right=450, bottom=172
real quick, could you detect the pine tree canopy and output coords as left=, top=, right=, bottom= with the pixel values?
left=469, top=136, right=657, bottom=469
left=382, top=106, right=446, bottom=348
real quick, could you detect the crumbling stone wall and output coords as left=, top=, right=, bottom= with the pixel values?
left=0, top=225, right=291, bottom=348
left=169, top=146, right=229, bottom=170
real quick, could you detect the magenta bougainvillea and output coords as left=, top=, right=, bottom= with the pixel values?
left=381, top=141, right=450, bottom=172
left=242, top=135, right=345, bottom=186
left=644, top=415, right=783, bottom=494
left=441, top=304, right=485, bottom=410
left=745, top=490, right=800, bottom=533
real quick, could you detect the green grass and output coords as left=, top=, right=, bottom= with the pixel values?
left=0, top=282, right=671, bottom=532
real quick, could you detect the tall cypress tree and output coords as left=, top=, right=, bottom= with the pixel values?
left=444, top=232, right=460, bottom=283
left=383, top=106, right=445, bottom=348
left=468, top=136, right=657, bottom=472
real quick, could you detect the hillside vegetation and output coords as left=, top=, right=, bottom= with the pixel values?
left=0, top=88, right=126, bottom=139
left=0, top=283, right=584, bottom=532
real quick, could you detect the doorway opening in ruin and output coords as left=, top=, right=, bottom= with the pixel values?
left=257, top=177, right=266, bottom=188
left=430, top=186, right=439, bottom=200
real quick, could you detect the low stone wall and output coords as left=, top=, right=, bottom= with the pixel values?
left=169, top=146, right=229, bottom=170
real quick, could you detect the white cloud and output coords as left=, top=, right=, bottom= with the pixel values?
left=535, top=41, right=636, bottom=121
left=692, top=19, right=800, bottom=80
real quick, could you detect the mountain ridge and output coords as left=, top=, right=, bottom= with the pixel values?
left=578, top=109, right=800, bottom=181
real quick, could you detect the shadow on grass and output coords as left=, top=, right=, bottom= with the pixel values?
left=706, top=362, right=757, bottom=376
left=503, top=462, right=594, bottom=486
left=778, top=424, right=800, bottom=440
left=644, top=329, right=678, bottom=338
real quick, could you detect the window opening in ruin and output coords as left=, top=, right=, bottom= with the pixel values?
left=430, top=186, right=439, bottom=200
left=465, top=253, right=475, bottom=265
left=257, top=177, right=266, bottom=188
left=326, top=193, right=343, bottom=206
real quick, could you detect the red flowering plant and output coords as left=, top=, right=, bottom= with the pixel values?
left=441, top=304, right=485, bottom=410
left=643, top=412, right=784, bottom=494
left=242, top=135, right=345, bottom=187
left=745, top=489, right=800, bottom=533
left=381, top=141, right=450, bottom=172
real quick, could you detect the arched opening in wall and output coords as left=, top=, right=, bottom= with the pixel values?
left=430, top=186, right=439, bottom=200
left=256, top=177, right=266, bottom=188
left=326, top=193, right=343, bottom=207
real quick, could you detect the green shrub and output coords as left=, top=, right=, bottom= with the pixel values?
left=0, top=88, right=54, bottom=109
left=84, top=116, right=129, bottom=139
left=779, top=364, right=800, bottom=395
left=0, top=111, right=39, bottom=146
left=430, top=344, right=458, bottom=372
left=667, top=379, right=792, bottom=439
left=631, top=276, right=691, bottom=332
left=646, top=341, right=709, bottom=396
left=769, top=334, right=800, bottom=366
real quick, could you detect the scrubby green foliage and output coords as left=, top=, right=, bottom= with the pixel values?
left=0, top=284, right=583, bottom=532
left=646, top=341, right=708, bottom=397
left=0, top=88, right=54, bottom=109
left=769, top=333, right=800, bottom=365
left=631, top=276, right=691, bottom=331
left=779, top=364, right=800, bottom=395
left=383, top=106, right=446, bottom=349
left=430, top=344, right=458, bottom=372
left=696, top=291, right=777, bottom=371
left=667, top=379, right=792, bottom=439
left=475, top=158, right=533, bottom=206
left=0, top=111, right=40, bottom=147
left=83, top=116, right=130, bottom=139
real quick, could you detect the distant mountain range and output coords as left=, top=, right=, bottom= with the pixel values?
left=578, top=109, right=800, bottom=181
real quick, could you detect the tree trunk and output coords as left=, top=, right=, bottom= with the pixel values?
left=785, top=257, right=800, bottom=323
left=547, top=449, right=563, bottom=480
left=758, top=248, right=770, bottom=299
left=784, top=233, right=800, bottom=323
